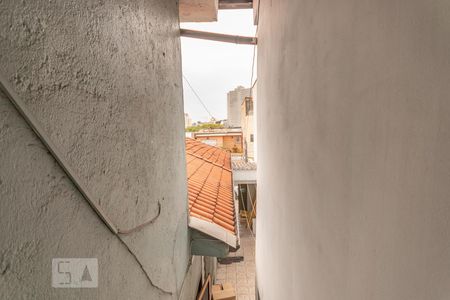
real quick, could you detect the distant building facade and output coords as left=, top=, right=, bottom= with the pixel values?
left=185, top=113, right=192, bottom=128
left=193, top=128, right=243, bottom=153
left=227, top=86, right=250, bottom=127
left=240, top=85, right=256, bottom=161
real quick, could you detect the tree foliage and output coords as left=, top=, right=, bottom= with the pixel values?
left=186, top=123, right=224, bottom=132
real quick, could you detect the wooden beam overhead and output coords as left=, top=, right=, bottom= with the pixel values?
left=219, top=0, right=253, bottom=9
left=180, top=28, right=257, bottom=45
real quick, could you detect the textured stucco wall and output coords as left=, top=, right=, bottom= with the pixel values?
left=256, top=1, right=450, bottom=299
left=0, top=1, right=193, bottom=299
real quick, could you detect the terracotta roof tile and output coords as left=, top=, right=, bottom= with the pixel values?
left=186, top=138, right=236, bottom=235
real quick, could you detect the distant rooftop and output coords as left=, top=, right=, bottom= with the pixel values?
left=232, top=159, right=257, bottom=171
left=194, top=128, right=243, bottom=137
left=198, top=128, right=242, bottom=133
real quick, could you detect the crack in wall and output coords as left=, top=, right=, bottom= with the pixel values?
left=117, top=236, right=173, bottom=296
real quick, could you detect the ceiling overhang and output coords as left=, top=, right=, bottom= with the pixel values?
left=179, top=0, right=254, bottom=23
left=179, top=0, right=219, bottom=22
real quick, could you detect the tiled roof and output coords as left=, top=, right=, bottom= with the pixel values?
left=232, top=160, right=257, bottom=171
left=186, top=138, right=237, bottom=240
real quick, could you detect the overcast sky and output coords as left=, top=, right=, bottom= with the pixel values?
left=180, top=9, right=256, bottom=123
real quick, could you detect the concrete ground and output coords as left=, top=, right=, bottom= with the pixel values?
left=216, top=221, right=256, bottom=300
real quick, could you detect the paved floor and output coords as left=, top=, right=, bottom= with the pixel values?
left=215, top=221, right=256, bottom=300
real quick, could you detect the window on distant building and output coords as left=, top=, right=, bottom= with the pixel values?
left=245, top=97, right=253, bottom=116
left=250, top=134, right=254, bottom=142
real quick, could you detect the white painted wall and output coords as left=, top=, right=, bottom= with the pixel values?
left=252, top=82, right=257, bottom=163
left=256, top=1, right=450, bottom=299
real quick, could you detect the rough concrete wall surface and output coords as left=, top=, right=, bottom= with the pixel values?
left=0, top=0, right=192, bottom=299
left=256, top=1, right=450, bottom=300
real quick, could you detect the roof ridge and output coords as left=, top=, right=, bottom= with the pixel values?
left=190, top=152, right=231, bottom=173
left=187, top=157, right=207, bottom=180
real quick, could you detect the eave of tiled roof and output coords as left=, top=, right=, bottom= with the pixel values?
left=186, top=138, right=238, bottom=248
